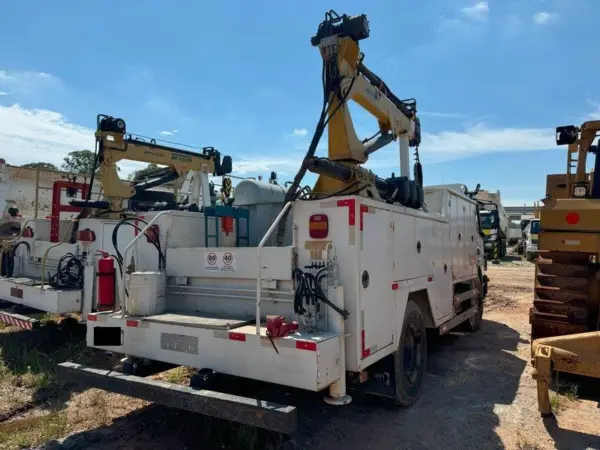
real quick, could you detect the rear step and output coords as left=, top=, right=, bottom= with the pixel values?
left=532, top=298, right=588, bottom=320
left=529, top=311, right=589, bottom=338
left=57, top=362, right=297, bottom=433
left=534, top=286, right=590, bottom=303
left=536, top=262, right=590, bottom=278
left=535, top=276, right=589, bottom=291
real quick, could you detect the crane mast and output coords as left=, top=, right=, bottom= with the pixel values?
left=276, top=11, right=423, bottom=245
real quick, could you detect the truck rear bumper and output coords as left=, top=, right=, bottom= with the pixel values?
left=87, top=312, right=342, bottom=392
left=0, top=277, right=82, bottom=314
left=57, top=362, right=297, bottom=433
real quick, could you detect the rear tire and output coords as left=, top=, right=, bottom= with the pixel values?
left=394, top=301, right=427, bottom=407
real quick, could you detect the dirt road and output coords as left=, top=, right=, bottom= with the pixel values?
left=1, top=261, right=599, bottom=449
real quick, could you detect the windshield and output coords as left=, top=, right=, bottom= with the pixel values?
left=531, top=220, right=540, bottom=234
left=480, top=213, right=496, bottom=229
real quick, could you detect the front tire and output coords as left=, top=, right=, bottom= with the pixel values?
left=394, top=301, right=427, bottom=407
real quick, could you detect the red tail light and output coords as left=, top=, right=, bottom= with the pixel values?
left=309, top=214, right=328, bottom=239
left=22, top=226, right=34, bottom=238
left=77, top=228, right=96, bottom=242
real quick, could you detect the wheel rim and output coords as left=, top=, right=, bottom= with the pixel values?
left=403, top=323, right=424, bottom=383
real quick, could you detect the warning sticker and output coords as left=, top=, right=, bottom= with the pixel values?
left=204, top=251, right=236, bottom=272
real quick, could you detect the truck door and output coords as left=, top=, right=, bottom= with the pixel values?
left=360, top=206, right=394, bottom=358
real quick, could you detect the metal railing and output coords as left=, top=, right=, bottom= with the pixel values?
left=120, top=210, right=171, bottom=318
left=255, top=201, right=293, bottom=334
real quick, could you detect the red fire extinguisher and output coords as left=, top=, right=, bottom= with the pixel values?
left=97, top=252, right=115, bottom=311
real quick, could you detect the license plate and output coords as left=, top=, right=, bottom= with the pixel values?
left=161, top=333, right=198, bottom=355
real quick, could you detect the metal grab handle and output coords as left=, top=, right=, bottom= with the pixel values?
left=120, top=210, right=171, bottom=318
left=256, top=201, right=293, bottom=334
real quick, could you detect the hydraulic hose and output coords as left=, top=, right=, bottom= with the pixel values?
left=40, top=219, right=77, bottom=289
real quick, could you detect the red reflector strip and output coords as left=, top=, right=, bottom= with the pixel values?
left=296, top=340, right=317, bottom=351
left=87, top=314, right=98, bottom=321
left=229, top=332, right=246, bottom=342
left=126, top=320, right=139, bottom=327
left=0, top=312, right=34, bottom=330
left=337, top=199, right=356, bottom=225
left=360, top=205, right=368, bottom=231
left=361, top=329, right=371, bottom=359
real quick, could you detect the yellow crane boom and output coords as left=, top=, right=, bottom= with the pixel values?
left=86, top=115, right=232, bottom=212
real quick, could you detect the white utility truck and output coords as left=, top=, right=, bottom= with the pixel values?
left=58, top=11, right=488, bottom=433
left=0, top=120, right=236, bottom=330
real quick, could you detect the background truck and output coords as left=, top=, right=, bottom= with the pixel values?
left=476, top=190, right=509, bottom=260
left=523, top=218, right=540, bottom=261
left=58, top=11, right=488, bottom=433
left=508, top=223, right=522, bottom=246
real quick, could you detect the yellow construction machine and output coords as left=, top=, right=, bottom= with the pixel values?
left=531, top=120, right=600, bottom=416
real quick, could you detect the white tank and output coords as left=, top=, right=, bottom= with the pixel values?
left=232, top=180, right=291, bottom=246
left=233, top=179, right=288, bottom=206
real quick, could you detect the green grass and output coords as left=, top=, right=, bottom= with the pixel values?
left=0, top=412, right=68, bottom=450
left=0, top=321, right=92, bottom=392
left=550, top=373, right=580, bottom=415
left=195, top=416, right=284, bottom=450
left=164, top=366, right=193, bottom=385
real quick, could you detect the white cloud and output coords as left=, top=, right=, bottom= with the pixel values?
left=0, top=70, right=62, bottom=96
left=365, top=123, right=555, bottom=168
left=292, top=128, right=308, bottom=137
left=0, top=104, right=144, bottom=175
left=461, top=2, right=489, bottom=21
left=422, top=124, right=554, bottom=162
left=159, top=129, right=179, bottom=136
left=0, top=102, right=581, bottom=185
left=0, top=104, right=298, bottom=179
left=584, top=101, right=600, bottom=121
left=233, top=158, right=298, bottom=177
left=0, top=91, right=7, bottom=96
left=419, top=111, right=465, bottom=119
left=533, top=12, right=558, bottom=25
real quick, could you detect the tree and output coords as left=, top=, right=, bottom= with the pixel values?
left=61, top=150, right=96, bottom=175
left=129, top=163, right=159, bottom=181
left=61, top=150, right=120, bottom=175
left=22, top=162, right=59, bottom=171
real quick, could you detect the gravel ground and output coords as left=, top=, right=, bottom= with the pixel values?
left=10, top=260, right=600, bottom=449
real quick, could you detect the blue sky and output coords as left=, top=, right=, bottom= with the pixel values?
left=1, top=0, right=599, bottom=205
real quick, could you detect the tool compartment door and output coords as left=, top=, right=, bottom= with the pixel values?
left=359, top=206, right=394, bottom=358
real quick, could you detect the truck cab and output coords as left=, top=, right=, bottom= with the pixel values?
left=480, top=208, right=506, bottom=260
left=523, top=218, right=540, bottom=261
